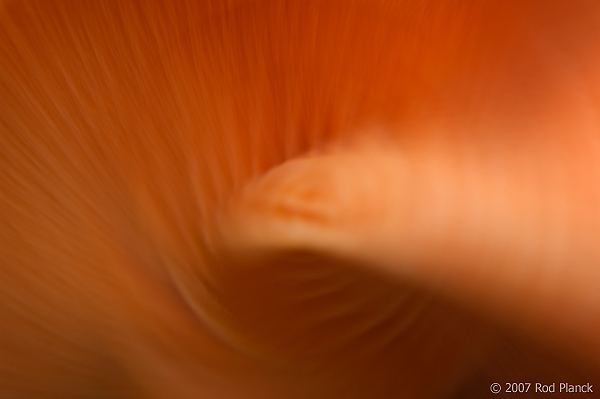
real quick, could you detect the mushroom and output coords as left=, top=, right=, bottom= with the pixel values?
left=1, top=1, right=599, bottom=397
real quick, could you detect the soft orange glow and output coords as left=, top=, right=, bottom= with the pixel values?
left=1, top=1, right=600, bottom=397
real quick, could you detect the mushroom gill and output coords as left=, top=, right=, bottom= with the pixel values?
left=1, top=0, right=600, bottom=398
